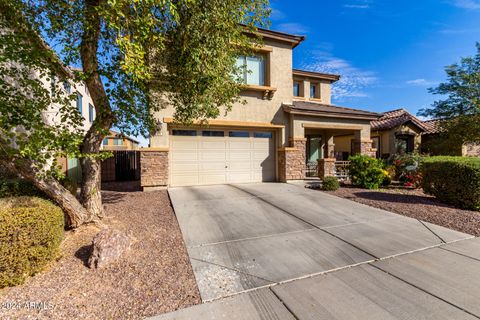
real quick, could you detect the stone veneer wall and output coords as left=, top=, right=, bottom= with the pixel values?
left=352, top=139, right=376, bottom=158
left=278, top=138, right=306, bottom=182
left=464, top=143, right=480, bottom=157
left=140, top=150, right=168, bottom=189
left=318, top=158, right=336, bottom=178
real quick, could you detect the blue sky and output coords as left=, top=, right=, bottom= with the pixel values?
left=270, top=0, right=480, bottom=116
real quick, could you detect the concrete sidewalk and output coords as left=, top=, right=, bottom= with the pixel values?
left=155, top=183, right=478, bottom=319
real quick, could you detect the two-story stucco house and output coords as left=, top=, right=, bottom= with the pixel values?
left=143, top=27, right=380, bottom=189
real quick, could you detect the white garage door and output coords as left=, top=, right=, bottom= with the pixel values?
left=170, top=129, right=276, bottom=187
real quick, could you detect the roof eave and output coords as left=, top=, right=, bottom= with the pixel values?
left=283, top=105, right=380, bottom=121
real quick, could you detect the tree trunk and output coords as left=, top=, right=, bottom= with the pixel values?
left=78, top=0, right=115, bottom=218
left=0, top=159, right=90, bottom=228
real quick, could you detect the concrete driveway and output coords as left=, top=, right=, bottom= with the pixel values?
left=156, top=183, right=480, bottom=319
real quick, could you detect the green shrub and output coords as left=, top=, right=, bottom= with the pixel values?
left=322, top=176, right=340, bottom=191
left=421, top=156, right=480, bottom=210
left=0, top=197, right=64, bottom=287
left=349, top=155, right=390, bottom=189
left=0, top=179, right=44, bottom=198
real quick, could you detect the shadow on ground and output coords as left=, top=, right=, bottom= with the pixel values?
left=351, top=191, right=453, bottom=209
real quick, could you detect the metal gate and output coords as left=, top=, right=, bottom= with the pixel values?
left=101, top=151, right=140, bottom=182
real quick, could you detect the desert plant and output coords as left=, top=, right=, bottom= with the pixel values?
left=349, top=155, right=390, bottom=189
left=322, top=176, right=340, bottom=191
left=0, top=197, right=64, bottom=287
left=421, top=156, right=480, bottom=210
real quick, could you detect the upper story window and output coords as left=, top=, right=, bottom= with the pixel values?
left=77, top=92, right=83, bottom=114
left=293, top=81, right=301, bottom=97
left=310, top=83, right=321, bottom=99
left=236, top=55, right=265, bottom=86
left=88, top=104, right=94, bottom=123
left=113, top=138, right=123, bottom=145
left=63, top=81, right=71, bottom=94
left=103, top=138, right=109, bottom=146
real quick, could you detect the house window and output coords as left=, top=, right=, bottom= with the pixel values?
left=310, top=83, right=320, bottom=99
left=113, top=138, right=123, bottom=145
left=172, top=130, right=197, bottom=136
left=76, top=93, right=83, bottom=114
left=229, top=131, right=250, bottom=138
left=236, top=55, right=265, bottom=86
left=395, top=135, right=414, bottom=154
left=254, top=132, right=272, bottom=138
left=103, top=138, right=109, bottom=146
left=88, top=104, right=94, bottom=123
left=202, top=131, right=224, bottom=137
left=63, top=81, right=71, bottom=94
left=293, top=81, right=301, bottom=97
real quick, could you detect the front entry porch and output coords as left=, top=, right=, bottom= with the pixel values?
left=279, top=102, right=380, bottom=181
left=304, top=128, right=371, bottom=180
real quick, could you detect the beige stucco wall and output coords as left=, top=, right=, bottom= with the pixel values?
left=41, top=74, right=95, bottom=133
left=294, top=79, right=332, bottom=105
left=333, top=135, right=352, bottom=153
left=292, top=115, right=371, bottom=140
left=150, top=38, right=295, bottom=149
left=372, top=123, right=423, bottom=156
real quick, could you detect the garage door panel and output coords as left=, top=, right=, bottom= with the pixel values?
left=170, top=130, right=275, bottom=187
left=200, top=140, right=227, bottom=150
left=199, top=174, right=226, bottom=185
left=199, top=151, right=226, bottom=161
left=199, top=162, right=227, bottom=171
left=228, top=161, right=252, bottom=171
left=171, top=175, right=200, bottom=187
left=228, top=140, right=251, bottom=149
left=171, top=140, right=198, bottom=149
left=227, top=151, right=252, bottom=161
left=171, top=151, right=199, bottom=161
left=171, top=163, right=199, bottom=172
left=227, top=172, right=253, bottom=183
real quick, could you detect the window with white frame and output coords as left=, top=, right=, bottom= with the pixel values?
left=88, top=104, right=94, bottom=123
left=77, top=92, right=83, bottom=114
left=235, top=55, right=266, bottom=86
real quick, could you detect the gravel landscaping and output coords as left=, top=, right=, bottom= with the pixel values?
left=327, top=187, right=480, bottom=237
left=0, top=190, right=200, bottom=319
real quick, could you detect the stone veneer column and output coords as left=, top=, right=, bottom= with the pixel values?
left=140, top=149, right=169, bottom=191
left=352, top=139, right=376, bottom=158
left=318, top=158, right=336, bottom=179
left=278, top=138, right=306, bottom=182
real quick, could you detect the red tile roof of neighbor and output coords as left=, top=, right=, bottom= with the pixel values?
left=422, top=119, right=443, bottom=134
left=371, top=108, right=429, bottom=131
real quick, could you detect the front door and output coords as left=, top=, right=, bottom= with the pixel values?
left=307, top=136, right=322, bottom=163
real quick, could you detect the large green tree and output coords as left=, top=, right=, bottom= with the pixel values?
left=0, top=0, right=270, bottom=227
left=419, top=43, right=480, bottom=144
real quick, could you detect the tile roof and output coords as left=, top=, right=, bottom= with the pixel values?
left=285, top=101, right=381, bottom=120
left=422, top=119, right=442, bottom=134
left=371, top=108, right=429, bottom=131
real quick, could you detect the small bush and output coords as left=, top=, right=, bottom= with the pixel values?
left=0, top=197, right=64, bottom=287
left=421, top=156, right=480, bottom=210
left=322, top=176, right=340, bottom=191
left=0, top=179, right=44, bottom=198
left=349, top=155, right=390, bottom=189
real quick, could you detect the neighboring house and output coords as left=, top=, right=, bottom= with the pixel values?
left=335, top=109, right=429, bottom=159
left=145, top=27, right=380, bottom=189
left=102, top=130, right=140, bottom=151
left=3, top=25, right=96, bottom=182
left=42, top=73, right=96, bottom=133
left=422, top=119, right=480, bottom=157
